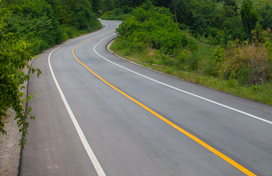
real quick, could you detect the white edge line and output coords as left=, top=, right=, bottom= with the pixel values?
left=93, top=33, right=272, bottom=125
left=48, top=25, right=108, bottom=176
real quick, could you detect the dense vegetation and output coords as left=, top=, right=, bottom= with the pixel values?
left=103, top=0, right=272, bottom=42
left=116, top=3, right=198, bottom=55
left=0, top=0, right=102, bottom=148
left=109, top=0, right=272, bottom=105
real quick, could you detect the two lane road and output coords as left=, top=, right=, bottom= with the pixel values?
left=21, top=20, right=272, bottom=176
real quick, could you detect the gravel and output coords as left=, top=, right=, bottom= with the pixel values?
left=0, top=65, right=30, bottom=176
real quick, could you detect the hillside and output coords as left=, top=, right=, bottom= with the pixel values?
left=106, top=0, right=272, bottom=105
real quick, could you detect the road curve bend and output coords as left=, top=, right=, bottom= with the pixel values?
left=20, top=20, right=272, bottom=176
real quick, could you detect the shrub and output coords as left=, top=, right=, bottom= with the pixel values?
left=116, top=1, right=198, bottom=55
left=259, top=4, right=272, bottom=30
left=101, top=7, right=132, bottom=20
left=220, top=42, right=272, bottom=85
left=0, top=8, right=41, bottom=148
left=0, top=0, right=102, bottom=148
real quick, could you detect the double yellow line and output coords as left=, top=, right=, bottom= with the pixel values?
left=72, top=23, right=256, bottom=176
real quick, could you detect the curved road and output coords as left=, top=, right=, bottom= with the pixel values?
left=21, top=20, right=272, bottom=176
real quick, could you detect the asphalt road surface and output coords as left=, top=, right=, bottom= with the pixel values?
left=20, top=20, right=272, bottom=176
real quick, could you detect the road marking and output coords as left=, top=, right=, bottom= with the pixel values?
left=73, top=22, right=256, bottom=176
left=94, top=33, right=272, bottom=126
left=48, top=25, right=109, bottom=176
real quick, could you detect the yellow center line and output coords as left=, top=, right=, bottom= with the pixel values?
left=72, top=22, right=256, bottom=176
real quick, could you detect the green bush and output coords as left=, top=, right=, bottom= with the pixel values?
left=258, top=4, right=272, bottom=30
left=101, top=7, right=132, bottom=20
left=204, top=59, right=219, bottom=77
left=117, top=1, right=198, bottom=55
left=220, top=41, right=272, bottom=85
left=0, top=0, right=102, bottom=148
left=0, top=7, right=41, bottom=148
left=223, top=16, right=243, bottom=30
left=237, top=66, right=254, bottom=85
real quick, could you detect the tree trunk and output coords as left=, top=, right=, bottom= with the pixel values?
left=172, top=0, right=178, bottom=23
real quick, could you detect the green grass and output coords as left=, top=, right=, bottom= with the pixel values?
left=110, top=38, right=272, bottom=106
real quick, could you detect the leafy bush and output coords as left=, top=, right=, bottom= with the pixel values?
left=101, top=7, right=132, bottom=20
left=117, top=1, right=198, bottom=55
left=0, top=0, right=102, bottom=148
left=0, top=8, right=41, bottom=148
left=259, top=4, right=272, bottom=30
left=220, top=42, right=272, bottom=85
left=223, top=16, right=243, bottom=30
left=240, top=0, right=259, bottom=40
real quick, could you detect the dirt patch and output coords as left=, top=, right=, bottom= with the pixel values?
left=0, top=111, right=22, bottom=176
left=0, top=65, right=30, bottom=176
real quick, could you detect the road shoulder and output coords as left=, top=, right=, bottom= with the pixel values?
left=0, top=65, right=30, bottom=176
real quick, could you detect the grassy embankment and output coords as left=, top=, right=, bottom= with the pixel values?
left=107, top=1, right=272, bottom=106
left=110, top=36, right=272, bottom=106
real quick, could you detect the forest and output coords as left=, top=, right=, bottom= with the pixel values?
left=103, top=0, right=272, bottom=105
left=0, top=0, right=102, bottom=148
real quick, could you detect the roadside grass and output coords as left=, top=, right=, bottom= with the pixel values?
left=110, top=38, right=272, bottom=106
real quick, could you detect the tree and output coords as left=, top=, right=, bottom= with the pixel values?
left=102, top=0, right=114, bottom=12
left=259, top=4, right=272, bottom=30
left=153, top=0, right=172, bottom=8
left=172, top=0, right=177, bottom=23
left=0, top=6, right=41, bottom=148
left=174, top=0, right=192, bottom=24
left=92, top=0, right=103, bottom=15
left=116, top=1, right=191, bottom=54
left=223, top=0, right=238, bottom=17
left=153, top=0, right=170, bottom=8
left=114, top=0, right=147, bottom=8
left=240, top=0, right=258, bottom=40
left=1, top=0, right=102, bottom=149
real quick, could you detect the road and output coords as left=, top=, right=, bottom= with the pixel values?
left=20, top=20, right=272, bottom=176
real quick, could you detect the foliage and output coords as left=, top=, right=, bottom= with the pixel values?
left=102, top=0, right=271, bottom=45
left=111, top=37, right=272, bottom=105
left=102, top=0, right=114, bottom=13
left=240, top=0, right=258, bottom=40
left=223, top=0, right=238, bottom=17
left=5, top=0, right=101, bottom=56
left=259, top=4, right=272, bottom=30
left=45, top=0, right=102, bottom=31
left=0, top=8, right=41, bottom=148
left=92, top=0, right=103, bottom=16
left=0, top=0, right=102, bottom=148
left=221, top=43, right=271, bottom=85
left=101, top=7, right=132, bottom=20
left=105, top=0, right=272, bottom=105
left=116, top=1, right=198, bottom=55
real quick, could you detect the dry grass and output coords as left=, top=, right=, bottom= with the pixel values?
left=223, top=42, right=272, bottom=84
